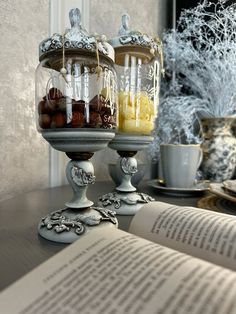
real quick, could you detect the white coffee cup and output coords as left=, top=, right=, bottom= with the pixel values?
left=160, top=144, right=203, bottom=188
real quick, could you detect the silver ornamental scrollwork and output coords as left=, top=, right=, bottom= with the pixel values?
left=71, top=166, right=95, bottom=187
left=40, top=207, right=117, bottom=235
left=40, top=210, right=85, bottom=235
left=99, top=192, right=155, bottom=209
left=120, top=158, right=137, bottom=175
left=118, top=13, right=159, bottom=54
left=40, top=34, right=109, bottom=56
left=39, top=8, right=109, bottom=57
left=119, top=34, right=159, bottom=54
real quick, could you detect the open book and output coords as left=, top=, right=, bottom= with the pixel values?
left=1, top=201, right=236, bottom=314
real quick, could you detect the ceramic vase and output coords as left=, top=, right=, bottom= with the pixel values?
left=201, top=117, right=236, bottom=182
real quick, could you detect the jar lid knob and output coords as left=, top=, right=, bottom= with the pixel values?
left=69, top=8, right=81, bottom=28
left=39, top=7, right=114, bottom=62
left=119, top=14, right=130, bottom=36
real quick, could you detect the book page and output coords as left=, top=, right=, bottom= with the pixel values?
left=129, top=201, right=236, bottom=271
left=1, top=227, right=236, bottom=314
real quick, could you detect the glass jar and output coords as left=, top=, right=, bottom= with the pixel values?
left=35, top=8, right=118, bottom=132
left=110, top=14, right=162, bottom=135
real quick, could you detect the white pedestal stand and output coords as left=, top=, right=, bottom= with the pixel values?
left=38, top=130, right=118, bottom=243
left=98, top=134, right=155, bottom=215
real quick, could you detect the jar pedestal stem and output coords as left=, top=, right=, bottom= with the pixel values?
left=98, top=134, right=155, bottom=215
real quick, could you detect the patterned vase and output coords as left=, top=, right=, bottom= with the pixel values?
left=201, top=117, right=236, bottom=182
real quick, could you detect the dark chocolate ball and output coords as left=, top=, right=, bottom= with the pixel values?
left=46, top=99, right=59, bottom=112
left=38, top=98, right=59, bottom=114
left=71, top=111, right=84, bottom=128
left=89, top=95, right=109, bottom=113
left=51, top=112, right=67, bottom=128
left=58, top=97, right=67, bottom=112
left=72, top=100, right=85, bottom=113
left=48, top=87, right=63, bottom=100
left=38, top=100, right=48, bottom=114
left=38, top=114, right=51, bottom=129
left=86, top=111, right=102, bottom=128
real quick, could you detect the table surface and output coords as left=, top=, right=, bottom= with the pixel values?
left=0, top=180, right=203, bottom=292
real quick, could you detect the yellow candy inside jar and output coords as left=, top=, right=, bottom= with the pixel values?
left=118, top=91, right=156, bottom=135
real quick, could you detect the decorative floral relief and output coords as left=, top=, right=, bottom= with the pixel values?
left=40, top=35, right=109, bottom=56
left=40, top=210, right=85, bottom=235
left=119, top=34, right=159, bottom=54
left=40, top=207, right=117, bottom=235
left=40, top=8, right=109, bottom=57
left=201, top=118, right=236, bottom=182
left=120, top=158, right=137, bottom=175
left=99, top=192, right=154, bottom=209
left=40, top=34, right=63, bottom=52
left=118, top=13, right=160, bottom=55
left=71, top=166, right=95, bottom=187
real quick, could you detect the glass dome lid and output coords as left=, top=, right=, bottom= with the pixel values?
left=109, top=14, right=163, bottom=68
left=39, top=8, right=114, bottom=63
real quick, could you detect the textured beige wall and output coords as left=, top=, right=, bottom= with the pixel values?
left=90, top=0, right=158, bottom=38
left=0, top=0, right=50, bottom=201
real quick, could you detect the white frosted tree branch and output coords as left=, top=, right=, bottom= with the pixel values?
left=149, top=0, right=236, bottom=161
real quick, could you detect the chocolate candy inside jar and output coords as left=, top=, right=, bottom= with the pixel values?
left=35, top=9, right=117, bottom=131
left=109, top=14, right=163, bottom=135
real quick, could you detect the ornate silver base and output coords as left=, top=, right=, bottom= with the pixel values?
left=98, top=191, right=154, bottom=215
left=38, top=206, right=118, bottom=243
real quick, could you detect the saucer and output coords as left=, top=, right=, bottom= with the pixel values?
left=222, top=180, right=236, bottom=195
left=148, top=180, right=209, bottom=196
left=209, top=183, right=236, bottom=203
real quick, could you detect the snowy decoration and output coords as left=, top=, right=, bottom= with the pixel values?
left=150, top=0, right=236, bottom=161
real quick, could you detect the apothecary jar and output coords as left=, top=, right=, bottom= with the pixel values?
left=35, top=8, right=118, bottom=132
left=109, top=14, right=163, bottom=135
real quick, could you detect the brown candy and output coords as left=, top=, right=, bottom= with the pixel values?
left=47, top=87, right=63, bottom=100
left=58, top=97, right=66, bottom=112
left=47, top=99, right=60, bottom=112
left=39, top=90, right=117, bottom=129
left=71, top=111, right=84, bottom=128
left=51, top=112, right=67, bottom=128
left=38, top=99, right=59, bottom=114
left=89, top=95, right=109, bottom=113
left=38, top=114, right=51, bottom=129
left=38, top=100, right=48, bottom=114
left=86, top=111, right=102, bottom=128
left=72, top=100, right=85, bottom=113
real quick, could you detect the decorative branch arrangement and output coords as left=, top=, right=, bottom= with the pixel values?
left=150, top=0, right=236, bottom=161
